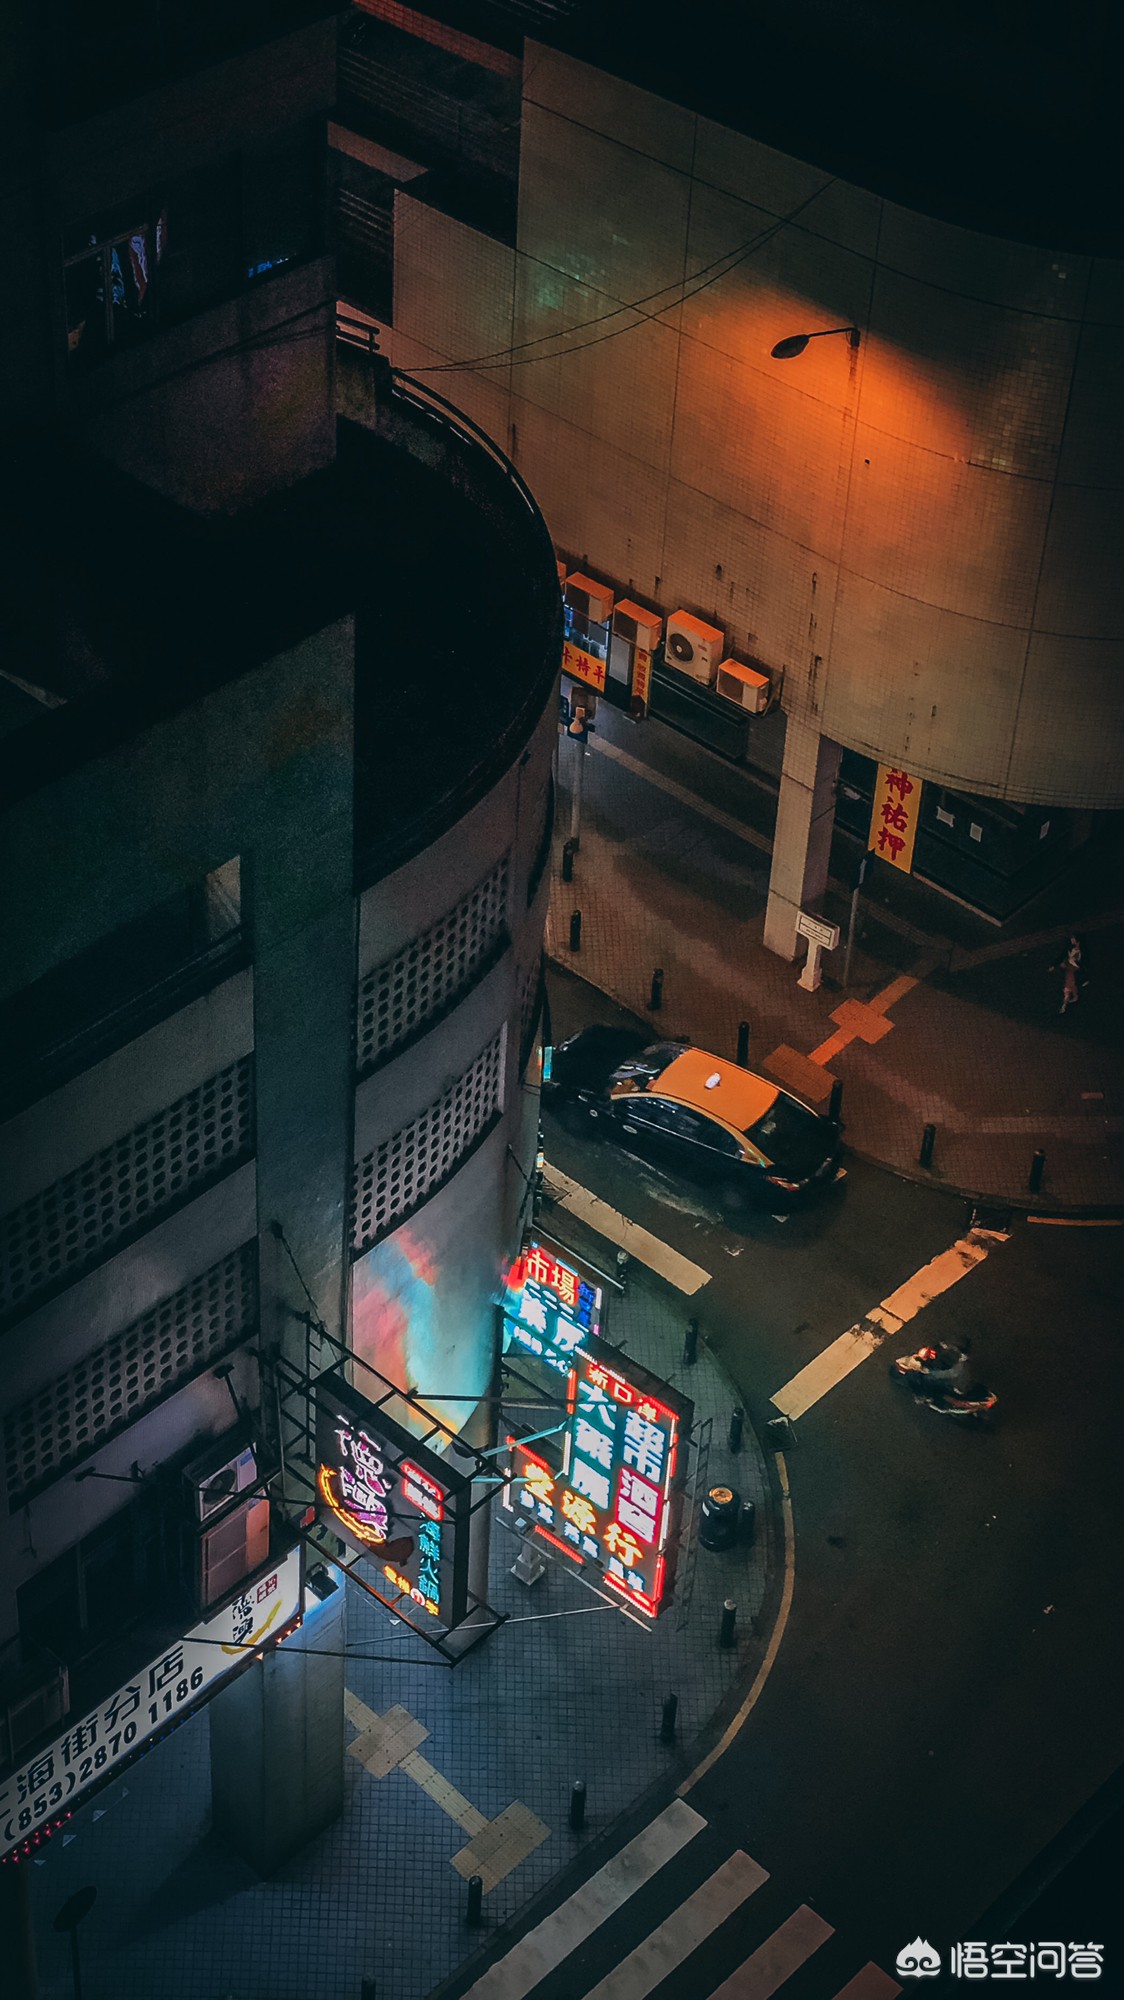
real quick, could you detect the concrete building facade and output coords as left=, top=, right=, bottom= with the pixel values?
left=343, top=12, right=1124, bottom=943
left=0, top=6, right=559, bottom=1987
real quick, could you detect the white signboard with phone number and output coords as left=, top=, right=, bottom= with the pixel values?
left=1, top=1546, right=302, bottom=1859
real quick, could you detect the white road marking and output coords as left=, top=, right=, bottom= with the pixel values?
left=543, top=1164, right=711, bottom=1294
left=770, top=1227, right=1008, bottom=1419
left=459, top=1799, right=707, bottom=2000
left=707, top=1904, right=834, bottom=1999
left=583, top=1851, right=769, bottom=2000
left=832, top=1966, right=903, bottom=1999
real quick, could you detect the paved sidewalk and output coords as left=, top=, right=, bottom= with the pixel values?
left=25, top=1263, right=771, bottom=2000
left=549, top=712, right=1124, bottom=1212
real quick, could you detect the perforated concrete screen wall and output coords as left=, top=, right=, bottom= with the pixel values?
left=351, top=1032, right=505, bottom=1253
left=356, top=858, right=509, bottom=1075
left=4, top=1242, right=258, bottom=1507
left=0, top=1056, right=254, bottom=1321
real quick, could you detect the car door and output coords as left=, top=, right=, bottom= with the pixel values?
left=654, top=1102, right=746, bottom=1190
left=610, top=1095, right=680, bottom=1167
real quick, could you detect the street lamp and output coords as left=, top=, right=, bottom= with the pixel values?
left=770, top=325, right=861, bottom=359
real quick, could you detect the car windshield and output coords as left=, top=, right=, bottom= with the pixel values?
left=747, top=1093, right=817, bottom=1153
left=611, top=1041, right=689, bottom=1085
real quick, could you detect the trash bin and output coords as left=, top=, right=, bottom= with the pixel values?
left=699, top=1484, right=741, bottom=1551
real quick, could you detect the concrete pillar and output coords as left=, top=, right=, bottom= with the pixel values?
left=763, top=719, right=841, bottom=961
left=210, top=1573, right=345, bottom=1874
left=0, top=1864, right=37, bottom=2000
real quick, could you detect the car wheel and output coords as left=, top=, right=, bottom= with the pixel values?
left=718, top=1179, right=751, bottom=1223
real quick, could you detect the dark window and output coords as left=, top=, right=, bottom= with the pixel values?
left=17, top=1493, right=171, bottom=1667
left=747, top=1094, right=817, bottom=1151
left=243, top=123, right=322, bottom=282
left=158, top=165, right=242, bottom=323
left=65, top=205, right=160, bottom=366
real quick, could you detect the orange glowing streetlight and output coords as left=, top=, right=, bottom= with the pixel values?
left=770, top=325, right=861, bottom=359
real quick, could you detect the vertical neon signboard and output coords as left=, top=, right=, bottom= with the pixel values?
left=501, top=1237, right=603, bottom=1379
left=507, top=1336, right=692, bottom=1621
left=316, top=1375, right=470, bottom=1627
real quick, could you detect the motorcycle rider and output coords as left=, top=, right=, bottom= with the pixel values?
left=919, top=1338, right=972, bottom=1399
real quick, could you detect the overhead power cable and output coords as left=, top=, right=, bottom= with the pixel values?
left=410, top=176, right=837, bottom=376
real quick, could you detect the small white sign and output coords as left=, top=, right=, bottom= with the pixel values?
left=0, top=1546, right=302, bottom=1859
left=795, top=911, right=840, bottom=951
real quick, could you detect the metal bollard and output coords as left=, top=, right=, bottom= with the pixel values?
left=829, top=1077, right=844, bottom=1122
left=466, top=1875, right=484, bottom=1928
left=660, top=1694, right=679, bottom=1745
left=736, top=1020, right=750, bottom=1067
left=728, top=1406, right=744, bottom=1454
left=361, top=1981, right=378, bottom=2000
left=739, top=1498, right=757, bottom=1547
left=683, top=1317, right=699, bottom=1367
left=569, top=909, right=582, bottom=952
left=569, top=1780, right=587, bottom=1831
left=719, top=1599, right=737, bottom=1649
left=649, top=967, right=664, bottom=1011
left=561, top=838, right=576, bottom=883
left=919, top=1122, right=936, bottom=1169
left=1028, top=1149, right=1046, bottom=1194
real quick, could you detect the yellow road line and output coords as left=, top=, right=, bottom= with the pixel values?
left=678, top=1453, right=796, bottom=1796
left=808, top=1030, right=850, bottom=1067
left=868, top=973, right=918, bottom=1015
left=1027, top=1215, right=1124, bottom=1227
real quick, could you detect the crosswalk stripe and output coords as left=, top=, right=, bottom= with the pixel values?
left=771, top=1226, right=1008, bottom=1419
left=832, top=1965, right=903, bottom=1999
left=459, top=1799, right=707, bottom=2000
left=542, top=1164, right=711, bottom=1294
left=582, top=1850, right=769, bottom=2000
left=706, top=1904, right=834, bottom=1999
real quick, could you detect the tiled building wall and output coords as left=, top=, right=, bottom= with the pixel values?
left=390, top=43, right=1124, bottom=809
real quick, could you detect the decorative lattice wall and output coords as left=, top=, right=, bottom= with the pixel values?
left=0, top=1056, right=254, bottom=1321
left=4, top=1242, right=258, bottom=1507
left=356, top=859, right=509, bottom=1074
left=352, top=1033, right=504, bottom=1253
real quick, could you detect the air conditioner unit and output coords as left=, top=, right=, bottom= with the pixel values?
left=195, top=1493, right=271, bottom=1610
left=185, top=1436, right=258, bottom=1526
left=715, top=658, right=771, bottom=714
left=564, top=572, right=614, bottom=626
left=612, top=599, right=663, bottom=652
left=664, top=612, right=725, bottom=686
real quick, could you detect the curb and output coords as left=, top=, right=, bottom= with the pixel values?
left=547, top=951, right=1124, bottom=1222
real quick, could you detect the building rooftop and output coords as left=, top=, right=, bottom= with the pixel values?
left=0, top=407, right=560, bottom=875
left=402, top=0, right=1121, bottom=253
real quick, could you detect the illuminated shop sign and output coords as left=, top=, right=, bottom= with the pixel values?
left=502, top=1237, right=603, bottom=1379
left=506, top=1337, right=692, bottom=1621
left=0, top=1545, right=302, bottom=1863
left=316, top=1375, right=470, bottom=1627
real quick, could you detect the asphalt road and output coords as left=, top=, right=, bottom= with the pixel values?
left=533, top=966, right=1124, bottom=1987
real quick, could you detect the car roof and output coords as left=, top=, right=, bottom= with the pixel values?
left=646, top=1048, right=779, bottom=1131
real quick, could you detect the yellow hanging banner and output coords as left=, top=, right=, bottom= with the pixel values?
left=561, top=639, right=607, bottom=693
left=868, top=764, right=921, bottom=872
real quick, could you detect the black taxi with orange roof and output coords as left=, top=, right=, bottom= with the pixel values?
left=544, top=1028, right=844, bottom=1209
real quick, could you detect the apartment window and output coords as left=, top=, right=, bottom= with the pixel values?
left=65, top=205, right=163, bottom=366
left=17, top=1496, right=172, bottom=1666
left=243, top=123, right=322, bottom=283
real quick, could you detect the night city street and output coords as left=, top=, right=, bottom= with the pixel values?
left=4, top=2, right=1124, bottom=1997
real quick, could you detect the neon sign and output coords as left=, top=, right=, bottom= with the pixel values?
left=505, top=1337, right=692, bottom=1621
left=316, top=1376, right=470, bottom=1626
left=502, top=1237, right=603, bottom=1379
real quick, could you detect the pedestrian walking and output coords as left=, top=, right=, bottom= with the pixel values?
left=1051, top=933, right=1083, bottom=1014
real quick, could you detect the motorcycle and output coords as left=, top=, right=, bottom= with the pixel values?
left=889, top=1344, right=998, bottom=1425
